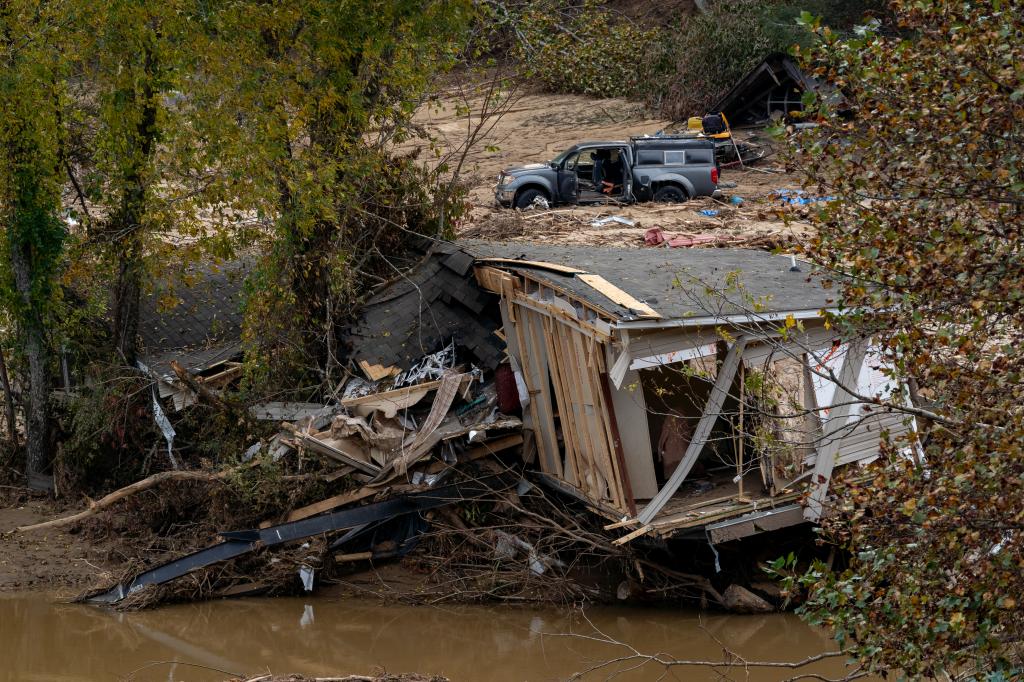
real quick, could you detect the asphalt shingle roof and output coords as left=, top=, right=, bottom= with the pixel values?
left=458, top=240, right=839, bottom=322
left=342, top=242, right=504, bottom=371
left=137, top=259, right=250, bottom=375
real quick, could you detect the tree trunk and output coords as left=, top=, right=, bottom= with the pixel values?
left=0, top=345, right=17, bottom=444
left=9, top=240, right=51, bottom=482
left=110, top=45, right=158, bottom=366
left=112, top=233, right=142, bottom=364
left=290, top=219, right=334, bottom=374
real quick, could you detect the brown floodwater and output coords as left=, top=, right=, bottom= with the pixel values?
left=0, top=593, right=868, bottom=681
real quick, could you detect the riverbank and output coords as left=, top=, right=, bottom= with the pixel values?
left=0, top=489, right=119, bottom=595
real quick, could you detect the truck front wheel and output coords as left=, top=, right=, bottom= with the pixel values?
left=515, top=188, right=549, bottom=210
left=653, top=185, right=687, bottom=203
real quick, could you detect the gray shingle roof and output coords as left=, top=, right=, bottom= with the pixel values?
left=342, top=242, right=505, bottom=371
left=138, top=259, right=250, bottom=373
left=458, top=240, right=839, bottom=322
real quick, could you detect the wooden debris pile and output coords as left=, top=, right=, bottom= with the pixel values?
left=266, top=364, right=523, bottom=486
left=68, top=341, right=532, bottom=608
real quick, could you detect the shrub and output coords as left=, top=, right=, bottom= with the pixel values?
left=509, top=0, right=662, bottom=98
left=651, top=0, right=888, bottom=119
left=653, top=1, right=805, bottom=119
left=58, top=366, right=156, bottom=493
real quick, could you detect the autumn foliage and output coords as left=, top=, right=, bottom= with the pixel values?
left=790, top=1, right=1024, bottom=677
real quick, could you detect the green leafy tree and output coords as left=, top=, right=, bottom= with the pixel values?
left=0, top=0, right=71, bottom=480
left=71, top=0, right=197, bottom=364
left=503, top=0, right=661, bottom=98
left=788, top=1, right=1024, bottom=677
left=204, top=0, right=472, bottom=386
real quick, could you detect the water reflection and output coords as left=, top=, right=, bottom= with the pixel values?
left=0, top=593, right=864, bottom=681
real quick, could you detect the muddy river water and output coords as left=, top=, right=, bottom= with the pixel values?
left=1, top=593, right=866, bottom=681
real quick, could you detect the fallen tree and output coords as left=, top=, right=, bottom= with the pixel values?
left=12, top=469, right=231, bottom=534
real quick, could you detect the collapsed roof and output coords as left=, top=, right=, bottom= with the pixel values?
left=712, top=53, right=825, bottom=127
left=341, top=242, right=505, bottom=377
left=137, top=258, right=251, bottom=379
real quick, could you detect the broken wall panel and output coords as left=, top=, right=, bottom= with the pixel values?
left=510, top=298, right=632, bottom=514
left=603, top=345, right=658, bottom=499
left=503, top=297, right=563, bottom=480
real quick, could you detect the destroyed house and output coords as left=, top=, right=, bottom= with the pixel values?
left=136, top=241, right=913, bottom=547
left=458, top=241, right=914, bottom=544
left=712, top=53, right=826, bottom=127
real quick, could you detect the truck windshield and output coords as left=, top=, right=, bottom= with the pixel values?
left=550, top=148, right=576, bottom=167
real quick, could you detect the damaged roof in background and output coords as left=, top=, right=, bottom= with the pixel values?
left=137, top=257, right=252, bottom=411
left=712, top=52, right=835, bottom=127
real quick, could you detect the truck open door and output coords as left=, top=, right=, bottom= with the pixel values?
left=556, top=152, right=580, bottom=204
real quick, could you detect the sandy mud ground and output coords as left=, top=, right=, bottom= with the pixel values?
left=412, top=86, right=814, bottom=249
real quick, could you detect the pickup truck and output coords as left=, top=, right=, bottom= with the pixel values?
left=494, top=136, right=719, bottom=209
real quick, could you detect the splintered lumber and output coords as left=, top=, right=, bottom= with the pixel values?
left=358, top=359, right=399, bottom=382
left=603, top=518, right=638, bottom=531
left=613, top=524, right=653, bottom=545
left=281, top=423, right=381, bottom=476
left=339, top=376, right=470, bottom=418
left=576, top=274, right=661, bottom=318
left=283, top=486, right=379, bottom=523
left=386, top=372, right=464, bottom=477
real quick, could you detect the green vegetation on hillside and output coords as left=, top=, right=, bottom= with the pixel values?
left=487, top=0, right=886, bottom=116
